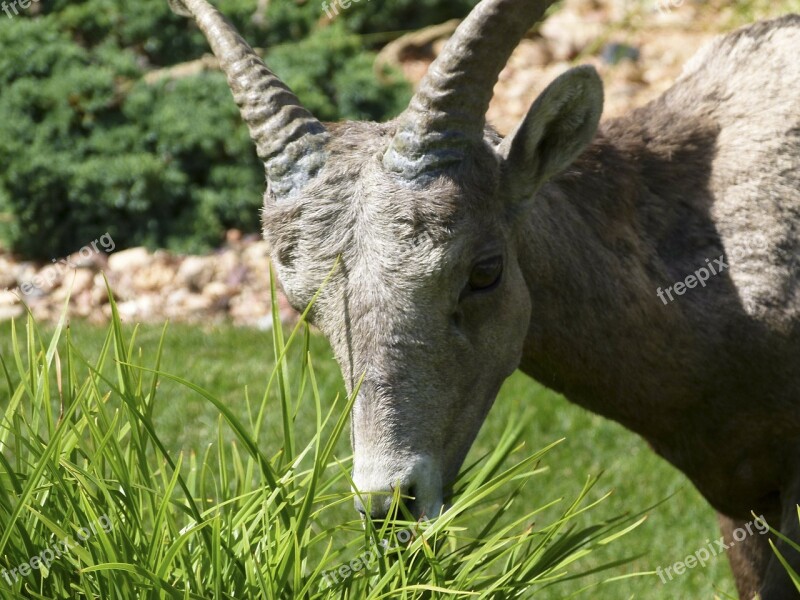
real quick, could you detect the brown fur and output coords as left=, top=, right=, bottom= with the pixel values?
left=515, top=17, right=800, bottom=597
left=173, top=0, right=800, bottom=594
left=266, top=17, right=800, bottom=598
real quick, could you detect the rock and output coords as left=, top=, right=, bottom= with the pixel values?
left=182, top=293, right=213, bottom=313
left=177, top=255, right=216, bottom=292
left=65, top=246, right=108, bottom=269
left=242, top=242, right=271, bottom=272
left=226, top=265, right=250, bottom=288
left=374, top=19, right=459, bottom=79
left=516, top=38, right=552, bottom=68
left=108, top=247, right=151, bottom=273
left=166, top=288, right=189, bottom=306
left=132, top=252, right=177, bottom=291
left=0, top=304, right=25, bottom=321
left=0, top=257, right=17, bottom=289
left=91, top=273, right=111, bottom=305
left=15, top=265, right=48, bottom=298
left=116, top=295, right=156, bottom=321
left=203, top=281, right=231, bottom=301
left=31, top=304, right=56, bottom=323
left=71, top=290, right=98, bottom=319
left=143, top=55, right=219, bottom=85
left=164, top=289, right=213, bottom=319
left=214, top=250, right=241, bottom=282
left=616, top=59, right=645, bottom=84
left=53, top=268, right=95, bottom=299
left=226, top=229, right=243, bottom=244
left=601, top=42, right=640, bottom=65
left=0, top=287, right=20, bottom=305
left=229, top=290, right=271, bottom=325
left=540, top=8, right=604, bottom=61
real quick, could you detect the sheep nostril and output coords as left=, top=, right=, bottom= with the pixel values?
left=352, top=455, right=442, bottom=520
left=354, top=492, right=395, bottom=520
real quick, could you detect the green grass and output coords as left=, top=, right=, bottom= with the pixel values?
left=0, top=290, right=729, bottom=598
left=768, top=510, right=800, bottom=595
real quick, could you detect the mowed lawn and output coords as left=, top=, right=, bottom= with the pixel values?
left=0, top=319, right=728, bottom=598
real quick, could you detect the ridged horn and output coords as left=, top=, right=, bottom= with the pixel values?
left=383, top=0, right=556, bottom=179
left=168, top=0, right=328, bottom=199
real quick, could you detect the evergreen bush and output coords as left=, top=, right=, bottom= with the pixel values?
left=0, top=0, right=475, bottom=258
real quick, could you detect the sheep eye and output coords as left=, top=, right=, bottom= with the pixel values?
left=468, top=256, right=503, bottom=292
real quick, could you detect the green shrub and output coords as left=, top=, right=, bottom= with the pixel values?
left=267, top=21, right=411, bottom=122
left=0, top=0, right=437, bottom=259
left=264, top=0, right=478, bottom=46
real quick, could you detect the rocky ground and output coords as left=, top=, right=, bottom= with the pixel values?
left=0, top=231, right=294, bottom=327
left=0, top=0, right=792, bottom=326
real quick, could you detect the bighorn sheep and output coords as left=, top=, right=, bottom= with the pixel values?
left=167, top=0, right=800, bottom=596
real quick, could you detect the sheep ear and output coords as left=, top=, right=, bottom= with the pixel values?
left=499, top=65, right=603, bottom=202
